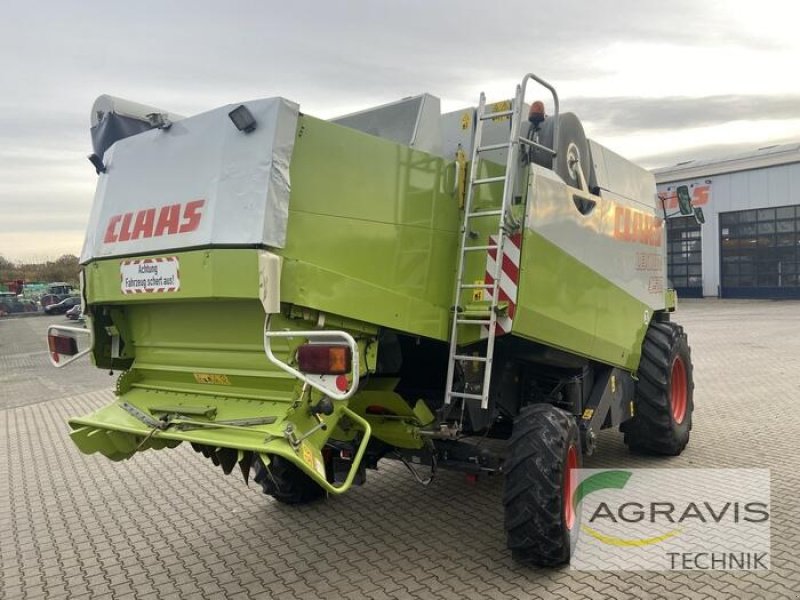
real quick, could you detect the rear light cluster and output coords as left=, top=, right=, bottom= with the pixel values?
left=297, top=344, right=351, bottom=375
left=48, top=334, right=78, bottom=363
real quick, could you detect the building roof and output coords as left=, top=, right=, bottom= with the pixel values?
left=652, top=141, right=800, bottom=183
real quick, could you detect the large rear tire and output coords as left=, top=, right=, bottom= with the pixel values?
left=623, top=321, right=694, bottom=455
left=253, top=455, right=326, bottom=505
left=503, top=404, right=581, bottom=566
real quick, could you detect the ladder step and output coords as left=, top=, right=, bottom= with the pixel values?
left=460, top=283, right=494, bottom=289
left=448, top=391, right=485, bottom=400
left=480, top=110, right=513, bottom=121
left=472, top=176, right=506, bottom=185
left=453, top=354, right=490, bottom=363
left=456, top=319, right=492, bottom=325
left=477, top=142, right=509, bottom=153
left=466, top=209, right=503, bottom=218
left=463, top=244, right=498, bottom=252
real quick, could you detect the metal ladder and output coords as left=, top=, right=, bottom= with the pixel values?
left=444, top=74, right=560, bottom=412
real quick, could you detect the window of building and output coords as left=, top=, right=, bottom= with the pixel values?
left=720, top=205, right=800, bottom=295
left=667, top=216, right=702, bottom=295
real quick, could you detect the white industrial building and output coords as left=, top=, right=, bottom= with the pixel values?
left=653, top=143, right=800, bottom=299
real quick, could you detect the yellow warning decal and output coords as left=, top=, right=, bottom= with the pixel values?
left=193, top=373, right=232, bottom=385
left=491, top=101, right=511, bottom=122
left=472, top=280, right=485, bottom=301
left=460, top=112, right=471, bottom=130
left=582, top=408, right=594, bottom=420
left=302, top=443, right=315, bottom=469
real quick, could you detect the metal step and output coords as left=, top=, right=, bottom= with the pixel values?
left=479, top=109, right=513, bottom=121
left=462, top=244, right=498, bottom=252
left=472, top=176, right=506, bottom=185
left=477, top=142, right=509, bottom=153
left=453, top=354, right=490, bottom=363
left=455, top=319, right=492, bottom=325
left=466, top=209, right=503, bottom=218
left=447, top=391, right=485, bottom=400
left=459, top=283, right=494, bottom=290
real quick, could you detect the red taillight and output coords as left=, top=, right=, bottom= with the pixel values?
left=48, top=334, right=78, bottom=356
left=297, top=344, right=351, bottom=375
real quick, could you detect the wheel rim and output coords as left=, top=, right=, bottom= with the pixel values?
left=563, top=444, right=578, bottom=530
left=671, top=356, right=688, bottom=425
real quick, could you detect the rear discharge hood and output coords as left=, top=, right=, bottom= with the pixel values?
left=81, top=97, right=299, bottom=264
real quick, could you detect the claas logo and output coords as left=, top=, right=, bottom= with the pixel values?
left=104, top=200, right=205, bottom=244
left=613, top=205, right=663, bottom=247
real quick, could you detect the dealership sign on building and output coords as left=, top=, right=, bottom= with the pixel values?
left=657, top=179, right=713, bottom=212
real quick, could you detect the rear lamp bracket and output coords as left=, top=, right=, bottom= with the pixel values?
left=47, top=324, right=94, bottom=368
left=263, top=316, right=360, bottom=401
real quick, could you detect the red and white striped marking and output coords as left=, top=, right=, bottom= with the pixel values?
left=120, top=256, right=180, bottom=294
left=482, top=233, right=521, bottom=336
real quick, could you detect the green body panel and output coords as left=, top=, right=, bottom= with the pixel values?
left=512, top=231, right=649, bottom=371
left=87, top=249, right=260, bottom=303
left=278, top=116, right=461, bottom=341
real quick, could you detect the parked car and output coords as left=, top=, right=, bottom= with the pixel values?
left=0, top=292, right=37, bottom=316
left=65, top=304, right=84, bottom=321
left=44, top=296, right=81, bottom=315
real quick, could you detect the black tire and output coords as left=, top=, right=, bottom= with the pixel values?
left=622, top=321, right=694, bottom=455
left=530, top=112, right=596, bottom=193
left=503, top=404, right=581, bottom=566
left=253, top=454, right=326, bottom=505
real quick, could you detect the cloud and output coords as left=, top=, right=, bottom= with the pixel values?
left=571, top=95, right=800, bottom=135
left=638, top=136, right=800, bottom=171
left=1, top=0, right=799, bottom=261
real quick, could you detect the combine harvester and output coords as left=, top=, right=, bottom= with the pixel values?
left=49, top=73, right=698, bottom=565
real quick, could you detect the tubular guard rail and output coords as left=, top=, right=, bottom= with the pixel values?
left=47, top=324, right=94, bottom=368
left=262, top=315, right=360, bottom=401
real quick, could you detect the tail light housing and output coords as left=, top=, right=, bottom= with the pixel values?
left=48, top=334, right=78, bottom=357
left=297, top=344, right=351, bottom=375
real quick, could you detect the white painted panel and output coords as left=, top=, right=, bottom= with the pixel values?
left=527, top=165, right=665, bottom=309
left=81, top=97, right=299, bottom=263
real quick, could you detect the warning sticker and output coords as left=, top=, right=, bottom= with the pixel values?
left=120, top=257, right=180, bottom=294
left=193, top=373, right=231, bottom=385
left=301, top=444, right=315, bottom=469
left=301, top=442, right=327, bottom=478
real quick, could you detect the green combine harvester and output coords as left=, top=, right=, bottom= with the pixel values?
left=49, top=73, right=697, bottom=566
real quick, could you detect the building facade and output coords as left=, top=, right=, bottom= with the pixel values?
left=653, top=143, right=800, bottom=299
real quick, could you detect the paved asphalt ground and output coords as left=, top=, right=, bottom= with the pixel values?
left=1, top=301, right=799, bottom=599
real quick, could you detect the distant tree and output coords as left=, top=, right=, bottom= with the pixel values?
left=0, top=255, right=22, bottom=281
left=0, top=254, right=80, bottom=286
left=0, top=255, right=13, bottom=276
left=41, top=255, right=81, bottom=284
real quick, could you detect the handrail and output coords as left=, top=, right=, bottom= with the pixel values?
left=518, top=72, right=560, bottom=165
left=262, top=315, right=360, bottom=401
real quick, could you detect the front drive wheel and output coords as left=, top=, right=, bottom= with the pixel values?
left=623, top=321, right=694, bottom=455
left=503, top=404, right=581, bottom=566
